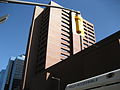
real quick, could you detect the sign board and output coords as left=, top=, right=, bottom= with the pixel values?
left=65, top=69, right=120, bottom=90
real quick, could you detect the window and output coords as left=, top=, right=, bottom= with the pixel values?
left=89, top=41, right=94, bottom=45
left=62, top=13, right=70, bottom=19
left=83, top=43, right=88, bottom=46
left=88, top=30, right=94, bottom=35
left=87, top=23, right=93, bottom=28
left=83, top=39, right=88, bottom=43
left=88, top=34, right=95, bottom=38
left=62, top=17, right=70, bottom=22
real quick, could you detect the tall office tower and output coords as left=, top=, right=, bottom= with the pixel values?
left=0, top=69, right=6, bottom=90
left=9, top=55, right=25, bottom=90
left=1, top=55, right=25, bottom=90
left=2, top=60, right=13, bottom=90
left=22, top=1, right=96, bottom=89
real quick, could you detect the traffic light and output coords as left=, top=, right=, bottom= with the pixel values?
left=75, top=14, right=85, bottom=37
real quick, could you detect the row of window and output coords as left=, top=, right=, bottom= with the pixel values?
left=88, top=29, right=94, bottom=35
left=62, top=12, right=70, bottom=19
left=62, top=9, right=70, bottom=14
left=41, top=16, right=49, bottom=26
left=89, top=37, right=96, bottom=42
left=61, top=54, right=69, bottom=60
left=83, top=21, right=94, bottom=28
left=61, top=9, right=71, bottom=60
left=88, top=33, right=95, bottom=39
left=84, top=32, right=95, bottom=39
left=89, top=41, right=94, bottom=45
left=61, top=53, right=69, bottom=57
left=83, top=24, right=94, bottom=32
left=41, top=8, right=50, bottom=18
left=61, top=29, right=70, bottom=34
left=83, top=41, right=94, bottom=47
left=35, top=8, right=50, bottom=73
left=83, top=39, right=88, bottom=43
left=61, top=9, right=70, bottom=22
left=87, top=23, right=94, bottom=28
left=83, top=42, right=89, bottom=47
left=62, top=17, right=70, bottom=22
left=39, top=34, right=48, bottom=44
left=61, top=32, right=70, bottom=39
left=61, top=25, right=70, bottom=33
left=84, top=28, right=94, bottom=35
left=84, top=32, right=95, bottom=42
left=87, top=26, right=94, bottom=31
left=61, top=20, right=70, bottom=26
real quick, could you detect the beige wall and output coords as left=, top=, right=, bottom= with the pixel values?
left=46, top=1, right=62, bottom=68
left=22, top=6, right=43, bottom=89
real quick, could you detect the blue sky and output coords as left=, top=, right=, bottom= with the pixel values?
left=0, top=0, right=120, bottom=71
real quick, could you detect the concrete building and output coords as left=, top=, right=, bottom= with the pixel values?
left=22, top=1, right=96, bottom=89
left=1, top=55, right=25, bottom=90
left=28, top=31, right=120, bottom=90
left=0, top=70, right=6, bottom=90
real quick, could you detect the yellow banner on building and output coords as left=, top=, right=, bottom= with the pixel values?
left=75, top=15, right=85, bottom=37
